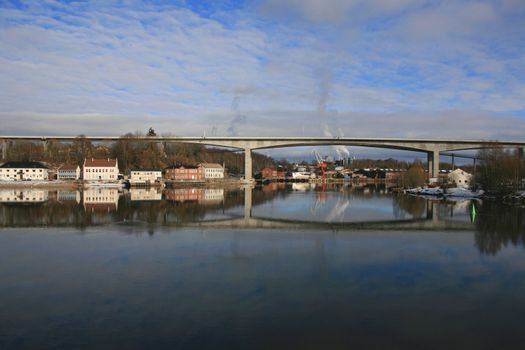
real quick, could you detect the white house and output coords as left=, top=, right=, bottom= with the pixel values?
left=448, top=168, right=473, bottom=188
left=0, top=161, right=48, bottom=181
left=83, top=158, right=119, bottom=181
left=129, top=169, right=162, bottom=186
left=199, top=163, right=224, bottom=179
left=57, top=164, right=80, bottom=180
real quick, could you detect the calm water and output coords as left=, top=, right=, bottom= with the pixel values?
left=0, top=184, right=524, bottom=349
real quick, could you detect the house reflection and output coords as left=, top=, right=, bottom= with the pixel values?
left=129, top=188, right=162, bottom=201
left=57, top=190, right=81, bottom=204
left=164, top=188, right=224, bottom=205
left=202, top=189, right=224, bottom=205
left=0, top=189, right=48, bottom=203
left=165, top=188, right=202, bottom=203
left=83, top=188, right=120, bottom=212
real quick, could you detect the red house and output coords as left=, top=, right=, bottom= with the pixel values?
left=164, top=165, right=204, bottom=181
left=261, top=167, right=286, bottom=178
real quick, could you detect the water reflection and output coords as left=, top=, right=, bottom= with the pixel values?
left=0, top=185, right=524, bottom=255
left=0, top=189, right=48, bottom=203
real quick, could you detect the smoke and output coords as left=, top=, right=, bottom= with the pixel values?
left=227, top=96, right=247, bottom=136
left=316, top=67, right=350, bottom=160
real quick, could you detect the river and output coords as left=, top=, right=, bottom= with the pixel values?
left=0, top=183, right=524, bottom=349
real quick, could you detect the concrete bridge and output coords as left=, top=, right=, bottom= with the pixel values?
left=2, top=136, right=525, bottom=181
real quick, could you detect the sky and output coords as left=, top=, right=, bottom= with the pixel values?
left=0, top=0, right=524, bottom=159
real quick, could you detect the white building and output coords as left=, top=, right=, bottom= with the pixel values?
left=199, top=163, right=224, bottom=179
left=83, top=158, right=119, bottom=181
left=448, top=168, right=473, bottom=188
left=0, top=161, right=48, bottom=181
left=57, top=164, right=80, bottom=180
left=129, top=169, right=162, bottom=186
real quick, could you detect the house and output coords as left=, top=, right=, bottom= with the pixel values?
left=199, top=163, right=224, bottom=179
left=83, top=158, right=119, bottom=181
left=164, top=165, right=205, bottom=181
left=261, top=167, right=286, bottom=178
left=129, top=169, right=162, bottom=186
left=0, top=161, right=48, bottom=181
left=448, top=168, right=472, bottom=188
left=57, top=164, right=80, bottom=180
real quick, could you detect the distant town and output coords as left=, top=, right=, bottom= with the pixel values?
left=0, top=156, right=474, bottom=190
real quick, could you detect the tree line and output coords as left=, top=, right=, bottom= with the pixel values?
left=475, top=146, right=524, bottom=195
left=1, top=129, right=280, bottom=175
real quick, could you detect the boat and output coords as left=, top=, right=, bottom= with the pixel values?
left=405, top=187, right=443, bottom=196
left=444, top=187, right=483, bottom=198
left=419, top=187, right=444, bottom=196
left=291, top=171, right=316, bottom=180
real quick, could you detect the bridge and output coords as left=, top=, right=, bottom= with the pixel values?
left=2, top=136, right=525, bottom=181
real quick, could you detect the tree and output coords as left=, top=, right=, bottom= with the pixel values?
left=399, top=160, right=426, bottom=188
left=112, top=133, right=140, bottom=173
left=70, top=135, right=94, bottom=166
left=476, top=145, right=523, bottom=194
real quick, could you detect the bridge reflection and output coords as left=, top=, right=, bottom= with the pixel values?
left=0, top=185, right=473, bottom=230
left=183, top=185, right=474, bottom=231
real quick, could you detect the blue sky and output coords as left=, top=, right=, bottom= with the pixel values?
left=0, top=0, right=524, bottom=159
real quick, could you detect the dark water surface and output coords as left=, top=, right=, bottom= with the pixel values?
left=1, top=184, right=524, bottom=349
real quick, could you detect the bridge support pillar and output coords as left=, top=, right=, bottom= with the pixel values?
left=518, top=147, right=524, bottom=190
left=427, top=150, right=440, bottom=181
left=244, top=147, right=253, bottom=182
left=1, top=140, right=7, bottom=160
left=244, top=185, right=252, bottom=221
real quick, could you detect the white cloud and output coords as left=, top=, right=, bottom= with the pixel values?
left=0, top=0, right=523, bottom=155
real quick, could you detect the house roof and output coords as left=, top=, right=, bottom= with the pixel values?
left=0, top=161, right=48, bottom=169
left=59, top=164, right=79, bottom=171
left=165, top=165, right=201, bottom=170
left=450, top=168, right=471, bottom=175
left=84, top=158, right=118, bottom=167
left=130, top=168, right=162, bottom=172
left=199, top=163, right=223, bottom=169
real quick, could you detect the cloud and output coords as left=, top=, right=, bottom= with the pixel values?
left=0, top=0, right=523, bottom=161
